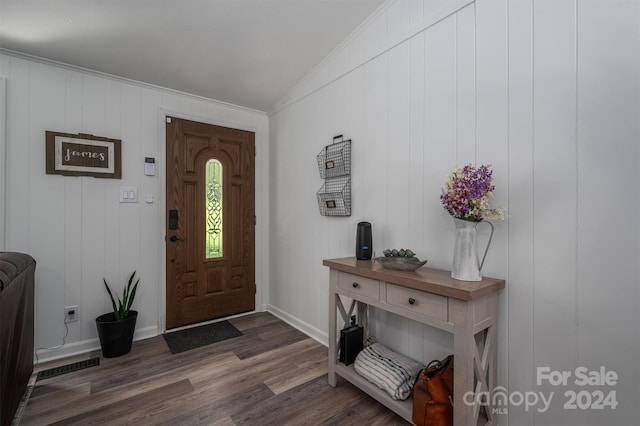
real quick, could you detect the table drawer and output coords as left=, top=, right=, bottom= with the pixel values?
left=385, top=283, right=448, bottom=321
left=338, top=272, right=380, bottom=300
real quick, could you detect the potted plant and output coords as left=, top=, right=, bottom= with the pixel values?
left=95, top=271, right=139, bottom=358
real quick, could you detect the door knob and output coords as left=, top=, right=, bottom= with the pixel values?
left=169, top=235, right=183, bottom=242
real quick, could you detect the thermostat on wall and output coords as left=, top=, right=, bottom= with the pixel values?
left=144, top=157, right=155, bottom=176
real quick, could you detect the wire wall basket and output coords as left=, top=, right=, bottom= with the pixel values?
left=317, top=176, right=351, bottom=216
left=316, top=135, right=351, bottom=179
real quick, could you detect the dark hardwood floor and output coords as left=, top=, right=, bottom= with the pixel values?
left=22, top=312, right=409, bottom=425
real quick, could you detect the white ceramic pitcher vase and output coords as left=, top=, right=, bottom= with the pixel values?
left=451, top=217, right=494, bottom=281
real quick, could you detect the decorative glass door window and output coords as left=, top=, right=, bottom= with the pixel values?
left=205, top=159, right=223, bottom=258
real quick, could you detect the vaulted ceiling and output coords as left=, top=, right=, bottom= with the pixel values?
left=0, top=0, right=384, bottom=112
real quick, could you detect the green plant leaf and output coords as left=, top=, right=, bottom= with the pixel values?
left=104, top=279, right=118, bottom=314
left=121, top=287, right=129, bottom=315
left=103, top=271, right=139, bottom=321
left=127, top=279, right=139, bottom=312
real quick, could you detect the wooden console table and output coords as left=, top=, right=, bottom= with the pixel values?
left=323, top=257, right=505, bottom=426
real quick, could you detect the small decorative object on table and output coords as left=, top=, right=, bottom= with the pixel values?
left=375, top=248, right=427, bottom=271
left=440, top=164, right=506, bottom=281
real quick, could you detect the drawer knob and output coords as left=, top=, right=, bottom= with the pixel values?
left=408, top=297, right=416, bottom=305
left=352, top=282, right=359, bottom=288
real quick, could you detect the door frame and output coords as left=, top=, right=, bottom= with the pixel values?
left=157, top=108, right=265, bottom=333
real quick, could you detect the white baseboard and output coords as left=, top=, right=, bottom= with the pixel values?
left=35, top=306, right=322, bottom=364
left=266, top=304, right=328, bottom=347
left=34, top=325, right=158, bottom=364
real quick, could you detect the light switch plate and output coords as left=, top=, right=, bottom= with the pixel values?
left=119, top=186, right=138, bottom=203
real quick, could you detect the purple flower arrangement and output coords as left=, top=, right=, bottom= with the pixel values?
left=440, top=164, right=506, bottom=222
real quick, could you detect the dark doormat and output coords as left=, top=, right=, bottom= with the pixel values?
left=163, top=320, right=243, bottom=354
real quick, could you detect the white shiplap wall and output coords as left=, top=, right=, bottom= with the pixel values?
left=0, top=52, right=270, bottom=362
left=0, top=76, right=6, bottom=250
left=268, top=0, right=640, bottom=424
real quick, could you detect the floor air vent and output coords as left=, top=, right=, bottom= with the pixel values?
left=36, top=357, right=100, bottom=381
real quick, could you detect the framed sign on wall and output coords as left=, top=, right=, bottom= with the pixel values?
left=45, top=131, right=121, bottom=179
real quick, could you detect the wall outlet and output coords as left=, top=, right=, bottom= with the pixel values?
left=65, top=305, right=79, bottom=323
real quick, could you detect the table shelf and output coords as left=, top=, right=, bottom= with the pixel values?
left=324, top=257, right=505, bottom=426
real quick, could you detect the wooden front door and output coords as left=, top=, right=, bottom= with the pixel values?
left=166, top=116, right=255, bottom=329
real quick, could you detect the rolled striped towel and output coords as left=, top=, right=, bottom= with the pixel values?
left=353, top=342, right=424, bottom=400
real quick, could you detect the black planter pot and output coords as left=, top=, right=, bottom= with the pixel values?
left=95, top=310, right=138, bottom=358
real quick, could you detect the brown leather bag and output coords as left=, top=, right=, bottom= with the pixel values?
left=412, top=355, right=454, bottom=426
